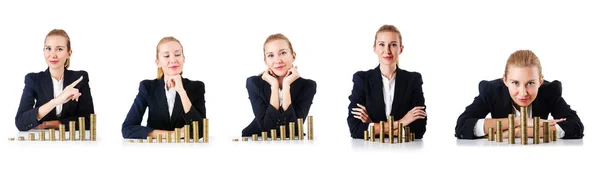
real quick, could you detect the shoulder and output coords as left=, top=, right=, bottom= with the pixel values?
left=352, top=68, right=376, bottom=82
left=182, top=78, right=205, bottom=88
left=296, top=77, right=316, bottom=89
left=137, top=79, right=161, bottom=91
left=66, top=70, right=89, bottom=77
left=397, top=69, right=423, bottom=82
left=538, top=80, right=563, bottom=98
left=246, top=75, right=264, bottom=88
left=476, top=78, right=506, bottom=98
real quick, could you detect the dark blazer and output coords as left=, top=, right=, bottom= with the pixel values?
left=121, top=78, right=206, bottom=139
left=15, top=68, right=95, bottom=131
left=455, top=79, right=584, bottom=139
left=242, top=75, right=317, bottom=137
left=347, top=65, right=427, bottom=139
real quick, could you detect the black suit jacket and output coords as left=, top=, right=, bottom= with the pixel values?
left=15, top=68, right=95, bottom=131
left=121, top=78, right=206, bottom=139
left=455, top=79, right=584, bottom=139
left=347, top=65, right=427, bottom=139
left=242, top=75, right=317, bottom=137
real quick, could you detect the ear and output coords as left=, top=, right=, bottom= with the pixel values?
left=539, top=75, right=544, bottom=87
left=155, top=59, right=160, bottom=68
left=68, top=50, right=73, bottom=57
left=373, top=45, right=377, bottom=54
left=292, top=52, right=296, bottom=62
left=399, top=45, right=404, bottom=54
left=503, top=76, right=509, bottom=87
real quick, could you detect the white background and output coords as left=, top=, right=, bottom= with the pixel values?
left=1, top=0, right=597, bottom=169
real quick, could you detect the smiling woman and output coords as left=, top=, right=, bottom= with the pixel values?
left=454, top=50, right=585, bottom=139
left=15, top=29, right=95, bottom=132
left=241, top=33, right=317, bottom=138
left=121, top=36, right=207, bottom=139
left=346, top=25, right=427, bottom=140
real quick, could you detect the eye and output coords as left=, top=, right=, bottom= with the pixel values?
left=511, top=81, right=519, bottom=85
left=174, top=53, right=182, bottom=57
left=57, top=48, right=63, bottom=51
left=527, top=82, right=535, bottom=86
left=45, top=47, right=51, bottom=51
left=280, top=51, right=287, bottom=55
left=267, top=54, right=273, bottom=58
left=391, top=43, right=397, bottom=47
left=378, top=43, right=385, bottom=47
left=163, top=54, right=170, bottom=58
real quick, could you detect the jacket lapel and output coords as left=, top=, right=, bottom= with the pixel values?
left=41, top=68, right=55, bottom=109
left=61, top=69, right=74, bottom=115
left=368, top=66, right=386, bottom=121
left=153, top=78, right=171, bottom=127
left=390, top=67, right=407, bottom=118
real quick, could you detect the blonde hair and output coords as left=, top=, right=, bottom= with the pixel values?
left=503, top=50, right=543, bottom=78
left=156, top=37, right=184, bottom=79
left=263, top=33, right=294, bottom=59
left=45, top=29, right=71, bottom=68
left=374, top=25, right=402, bottom=47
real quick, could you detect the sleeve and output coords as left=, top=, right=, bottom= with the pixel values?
left=15, top=73, right=42, bottom=131
left=282, top=80, right=317, bottom=125
left=547, top=81, right=584, bottom=139
left=473, top=119, right=486, bottom=137
left=121, top=81, right=153, bottom=139
left=246, top=77, right=286, bottom=132
left=60, top=71, right=95, bottom=130
left=181, top=81, right=207, bottom=138
left=408, top=73, right=427, bottom=139
left=347, top=72, right=369, bottom=139
left=455, top=81, right=492, bottom=139
left=182, top=81, right=206, bottom=123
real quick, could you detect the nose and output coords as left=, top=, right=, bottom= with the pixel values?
left=386, top=45, right=392, bottom=54
left=169, top=55, right=177, bottom=63
left=519, top=84, right=528, bottom=96
left=274, top=55, right=283, bottom=64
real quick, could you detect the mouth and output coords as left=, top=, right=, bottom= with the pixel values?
left=275, top=65, right=285, bottom=70
left=168, top=66, right=179, bottom=69
left=383, top=56, right=393, bottom=60
left=49, top=60, right=58, bottom=64
left=517, top=98, right=530, bottom=103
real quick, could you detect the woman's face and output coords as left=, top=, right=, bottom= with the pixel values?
left=503, top=66, right=543, bottom=107
left=156, top=41, right=184, bottom=77
left=374, top=31, right=403, bottom=66
left=264, top=39, right=295, bottom=77
left=44, top=36, right=71, bottom=69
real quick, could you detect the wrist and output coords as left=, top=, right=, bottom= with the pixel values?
left=270, top=85, right=279, bottom=90
left=281, top=84, right=291, bottom=91
left=49, top=99, right=60, bottom=106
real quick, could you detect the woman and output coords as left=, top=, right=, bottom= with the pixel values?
left=347, top=25, right=427, bottom=139
left=15, top=29, right=95, bottom=131
left=242, top=33, right=317, bottom=138
left=122, top=37, right=206, bottom=139
left=455, top=50, right=584, bottom=139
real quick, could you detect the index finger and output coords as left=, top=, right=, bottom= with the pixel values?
left=356, top=103, right=367, bottom=110
left=67, top=76, right=84, bottom=88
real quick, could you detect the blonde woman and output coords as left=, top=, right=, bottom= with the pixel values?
left=122, top=37, right=206, bottom=139
left=455, top=50, right=584, bottom=139
left=242, top=33, right=317, bottom=138
left=15, top=29, right=94, bottom=131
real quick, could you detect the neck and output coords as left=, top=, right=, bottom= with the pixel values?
left=380, top=64, right=396, bottom=80
left=49, top=67, right=65, bottom=81
left=277, top=76, right=284, bottom=88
